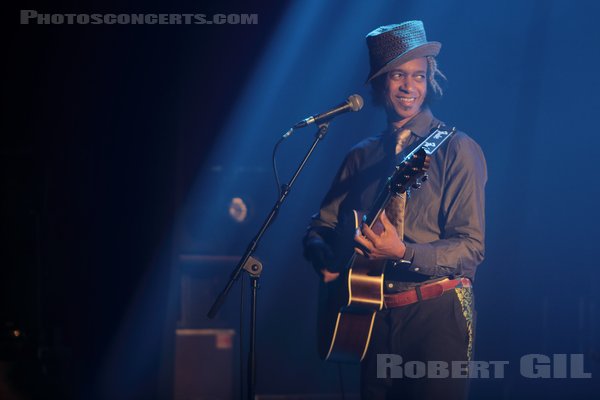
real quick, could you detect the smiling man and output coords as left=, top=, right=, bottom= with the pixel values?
left=304, top=21, right=487, bottom=399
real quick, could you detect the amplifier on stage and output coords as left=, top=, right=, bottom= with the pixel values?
left=174, top=329, right=235, bottom=400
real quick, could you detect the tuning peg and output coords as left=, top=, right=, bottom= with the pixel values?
left=412, top=182, right=422, bottom=189
left=421, top=173, right=428, bottom=182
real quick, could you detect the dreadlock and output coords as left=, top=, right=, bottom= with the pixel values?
left=426, top=56, right=446, bottom=97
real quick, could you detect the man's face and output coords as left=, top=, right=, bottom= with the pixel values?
left=384, top=57, right=428, bottom=122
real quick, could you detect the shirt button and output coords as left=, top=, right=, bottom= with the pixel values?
left=414, top=267, right=420, bottom=272
left=387, top=283, right=394, bottom=288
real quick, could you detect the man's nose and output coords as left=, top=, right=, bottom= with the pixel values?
left=399, top=78, right=411, bottom=92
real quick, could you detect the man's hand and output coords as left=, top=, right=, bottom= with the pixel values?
left=354, top=210, right=406, bottom=260
left=320, top=269, right=340, bottom=283
left=304, top=237, right=340, bottom=282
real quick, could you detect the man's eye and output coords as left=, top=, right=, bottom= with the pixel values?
left=415, top=74, right=426, bottom=81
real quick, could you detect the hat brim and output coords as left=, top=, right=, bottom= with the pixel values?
left=366, top=42, right=441, bottom=83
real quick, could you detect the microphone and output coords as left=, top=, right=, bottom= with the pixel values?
left=292, top=94, right=364, bottom=130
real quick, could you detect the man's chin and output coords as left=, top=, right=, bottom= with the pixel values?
left=387, top=107, right=421, bottom=123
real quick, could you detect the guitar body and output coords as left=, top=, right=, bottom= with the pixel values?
left=317, top=211, right=386, bottom=363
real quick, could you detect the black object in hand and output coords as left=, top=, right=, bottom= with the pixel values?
left=304, top=237, right=335, bottom=273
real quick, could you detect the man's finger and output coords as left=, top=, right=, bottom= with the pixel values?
left=354, top=228, right=368, bottom=245
left=354, top=247, right=368, bottom=257
left=361, top=223, right=380, bottom=244
left=321, top=269, right=340, bottom=283
left=380, top=210, right=394, bottom=230
left=354, top=232, right=373, bottom=252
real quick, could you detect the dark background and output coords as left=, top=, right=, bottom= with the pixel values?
left=3, top=1, right=287, bottom=398
left=2, top=0, right=600, bottom=399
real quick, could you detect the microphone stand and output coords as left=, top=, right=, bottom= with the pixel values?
left=207, top=122, right=331, bottom=400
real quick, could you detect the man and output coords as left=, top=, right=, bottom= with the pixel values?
left=303, top=21, right=486, bottom=399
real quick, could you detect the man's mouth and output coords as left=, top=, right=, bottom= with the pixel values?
left=397, top=96, right=417, bottom=106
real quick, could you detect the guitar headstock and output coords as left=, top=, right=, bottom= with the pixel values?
left=390, top=148, right=430, bottom=195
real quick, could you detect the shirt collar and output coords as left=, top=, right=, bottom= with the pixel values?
left=388, top=107, right=440, bottom=138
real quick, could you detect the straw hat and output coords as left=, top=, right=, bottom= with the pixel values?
left=366, top=20, right=441, bottom=82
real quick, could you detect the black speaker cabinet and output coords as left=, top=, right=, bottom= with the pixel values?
left=174, top=329, right=235, bottom=400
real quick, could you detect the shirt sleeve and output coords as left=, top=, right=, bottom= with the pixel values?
left=402, top=133, right=487, bottom=278
left=303, top=150, right=358, bottom=248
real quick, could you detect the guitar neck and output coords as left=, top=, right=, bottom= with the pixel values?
left=404, top=124, right=456, bottom=159
left=361, top=125, right=456, bottom=229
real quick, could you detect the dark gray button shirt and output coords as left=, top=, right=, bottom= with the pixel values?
left=304, top=107, right=487, bottom=291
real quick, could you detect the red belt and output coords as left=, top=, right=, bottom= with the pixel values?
left=384, top=277, right=471, bottom=309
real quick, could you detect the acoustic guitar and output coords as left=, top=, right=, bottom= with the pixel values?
left=317, top=125, right=455, bottom=363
